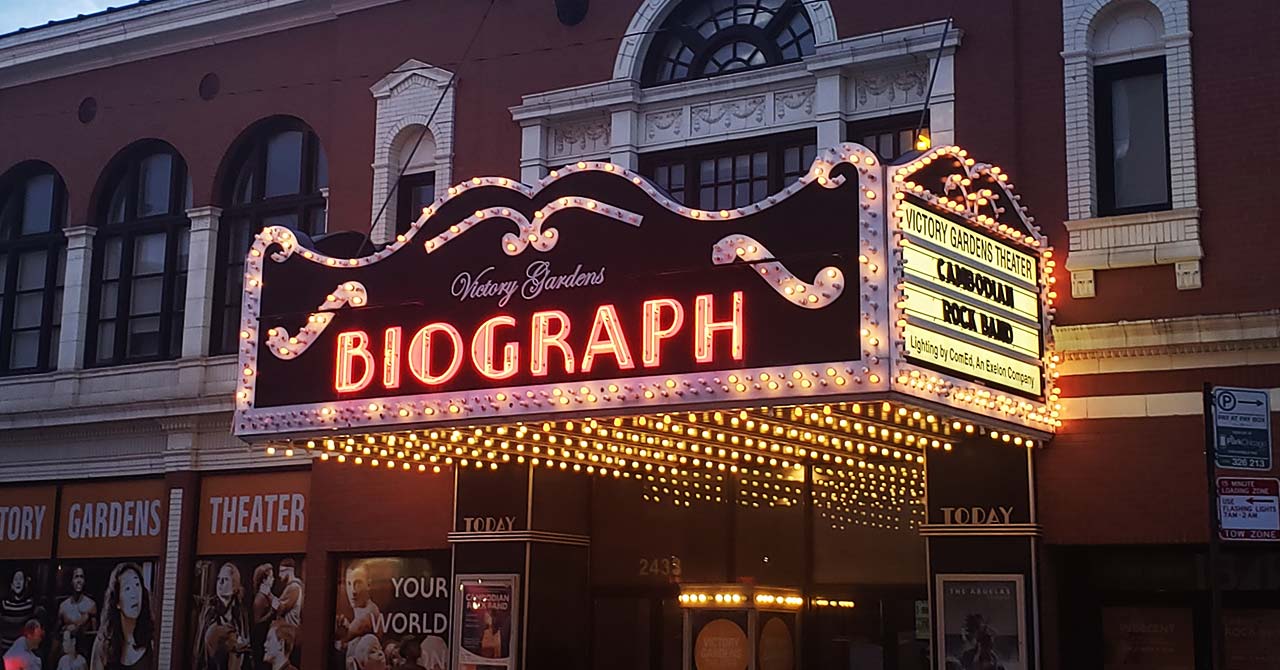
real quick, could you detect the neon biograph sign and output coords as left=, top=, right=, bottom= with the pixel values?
left=233, top=144, right=888, bottom=437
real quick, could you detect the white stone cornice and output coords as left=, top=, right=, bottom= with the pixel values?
left=0, top=0, right=404, bottom=90
left=1053, top=310, right=1280, bottom=375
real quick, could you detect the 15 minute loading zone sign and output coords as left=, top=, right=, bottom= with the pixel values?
left=1212, top=386, right=1272, bottom=470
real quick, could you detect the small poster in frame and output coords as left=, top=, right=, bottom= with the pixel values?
left=935, top=574, right=1026, bottom=670
left=451, top=574, right=519, bottom=670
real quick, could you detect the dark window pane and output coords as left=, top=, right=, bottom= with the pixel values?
left=175, top=228, right=190, bottom=274
left=108, top=180, right=129, bottom=224
left=99, top=281, right=119, bottom=320
left=101, top=237, right=123, bottom=281
left=13, top=293, right=43, bottom=329
left=96, top=321, right=115, bottom=363
left=264, top=131, right=304, bottom=198
left=137, top=153, right=174, bottom=217
left=700, top=187, right=714, bottom=210
left=699, top=159, right=715, bottom=185
left=129, top=276, right=164, bottom=316
left=9, top=331, right=38, bottom=369
left=127, top=316, right=161, bottom=357
left=1110, top=72, right=1169, bottom=209
left=233, top=163, right=255, bottom=205
left=314, top=143, right=329, bottom=190
left=133, top=233, right=167, bottom=275
left=21, top=174, right=55, bottom=235
left=16, top=251, right=46, bottom=290
left=783, top=147, right=800, bottom=175
left=47, top=325, right=59, bottom=368
left=307, top=206, right=327, bottom=237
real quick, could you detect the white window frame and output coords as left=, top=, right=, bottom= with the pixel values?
left=369, top=59, right=455, bottom=244
left=1061, top=0, right=1199, bottom=297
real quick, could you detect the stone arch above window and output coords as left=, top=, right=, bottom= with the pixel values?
left=1065, top=0, right=1186, bottom=56
left=1088, top=0, right=1165, bottom=57
left=615, top=0, right=836, bottom=82
left=369, top=59, right=455, bottom=244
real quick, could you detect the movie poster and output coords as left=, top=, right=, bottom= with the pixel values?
left=0, top=561, right=51, bottom=662
left=936, top=574, right=1025, bottom=670
left=48, top=559, right=158, bottom=670
left=331, top=553, right=451, bottom=670
left=190, top=555, right=305, bottom=670
left=453, top=575, right=518, bottom=670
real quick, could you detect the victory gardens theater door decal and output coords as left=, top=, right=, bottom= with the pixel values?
left=233, top=144, right=885, bottom=435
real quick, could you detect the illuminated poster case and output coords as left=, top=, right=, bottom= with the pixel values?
left=887, top=147, right=1059, bottom=432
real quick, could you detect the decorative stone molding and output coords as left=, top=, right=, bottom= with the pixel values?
left=643, top=108, right=685, bottom=143
left=369, top=59, right=455, bottom=243
left=774, top=87, right=814, bottom=121
left=513, top=20, right=959, bottom=178
left=1061, top=0, right=1197, bottom=295
left=690, top=95, right=767, bottom=136
left=1063, top=207, right=1201, bottom=294
left=851, top=65, right=928, bottom=111
left=612, top=0, right=838, bottom=81
left=546, top=115, right=611, bottom=162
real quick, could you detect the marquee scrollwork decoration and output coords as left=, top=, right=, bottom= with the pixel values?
left=712, top=234, right=845, bottom=309
left=265, top=281, right=368, bottom=360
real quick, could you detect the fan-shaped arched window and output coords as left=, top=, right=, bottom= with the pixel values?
left=0, top=163, right=67, bottom=375
left=212, top=118, right=328, bottom=355
left=642, top=0, right=816, bottom=86
left=88, top=142, right=193, bottom=366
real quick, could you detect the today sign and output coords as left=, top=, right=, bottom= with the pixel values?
left=1211, top=386, right=1272, bottom=470
left=1218, top=477, right=1279, bottom=541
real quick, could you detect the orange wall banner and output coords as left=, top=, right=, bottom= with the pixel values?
left=197, top=470, right=310, bottom=555
left=58, top=479, right=167, bottom=558
left=0, top=485, right=56, bottom=560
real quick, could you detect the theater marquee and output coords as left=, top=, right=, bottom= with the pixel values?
left=888, top=146, right=1058, bottom=424
left=234, top=144, right=889, bottom=437
left=233, top=143, right=1058, bottom=439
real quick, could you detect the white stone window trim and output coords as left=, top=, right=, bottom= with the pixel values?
left=512, top=17, right=959, bottom=184
left=1061, top=0, right=1198, bottom=297
left=369, top=59, right=455, bottom=244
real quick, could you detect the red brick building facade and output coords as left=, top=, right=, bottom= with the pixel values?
left=1, top=1, right=1276, bottom=668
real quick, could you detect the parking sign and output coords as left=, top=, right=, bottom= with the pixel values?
left=1211, top=387, right=1272, bottom=471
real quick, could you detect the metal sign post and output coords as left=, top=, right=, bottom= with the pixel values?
left=1205, top=384, right=1275, bottom=670
left=1202, top=383, right=1225, bottom=670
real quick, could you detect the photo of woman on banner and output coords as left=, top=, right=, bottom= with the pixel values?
left=195, top=563, right=251, bottom=670
left=88, top=561, right=155, bottom=670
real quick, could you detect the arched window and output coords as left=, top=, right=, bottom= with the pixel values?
left=212, top=118, right=328, bottom=355
left=88, top=141, right=193, bottom=366
left=0, top=163, right=67, bottom=375
left=642, top=0, right=816, bottom=87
